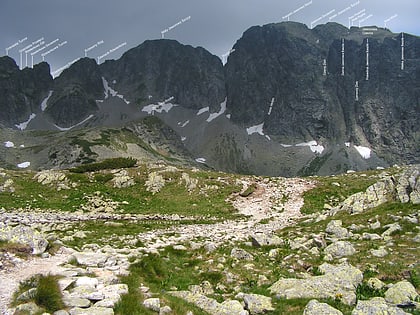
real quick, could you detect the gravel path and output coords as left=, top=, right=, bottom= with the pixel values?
left=0, top=248, right=71, bottom=314
left=0, top=176, right=315, bottom=313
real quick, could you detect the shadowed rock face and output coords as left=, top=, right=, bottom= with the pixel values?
left=225, top=22, right=420, bottom=164
left=0, top=57, right=53, bottom=126
left=0, top=22, right=418, bottom=176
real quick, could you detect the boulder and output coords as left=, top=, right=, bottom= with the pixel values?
left=325, top=220, right=349, bottom=240
left=69, top=307, right=114, bottom=315
left=71, top=252, right=109, bottom=267
left=324, top=241, right=356, bottom=260
left=370, top=247, right=388, bottom=257
left=269, top=263, right=363, bottom=305
left=385, top=280, right=419, bottom=305
left=303, top=299, right=343, bottom=315
left=64, top=297, right=91, bottom=308
left=231, top=248, right=254, bottom=261
left=0, top=223, right=48, bottom=254
left=250, top=233, right=283, bottom=247
left=14, top=302, right=42, bottom=314
left=236, top=293, right=275, bottom=314
left=169, top=291, right=248, bottom=315
left=352, top=297, right=410, bottom=315
left=143, top=298, right=161, bottom=312
left=381, top=223, right=402, bottom=237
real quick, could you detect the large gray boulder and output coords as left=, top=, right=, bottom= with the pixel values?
left=352, top=297, right=410, bottom=315
left=384, top=280, right=419, bottom=305
left=236, top=293, right=275, bottom=314
left=303, top=299, right=343, bottom=315
left=169, top=291, right=248, bottom=315
left=325, top=220, right=349, bottom=240
left=0, top=223, right=49, bottom=254
left=269, top=262, right=363, bottom=305
left=324, top=241, right=356, bottom=260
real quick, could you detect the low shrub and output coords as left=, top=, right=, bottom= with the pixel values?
left=70, top=157, right=137, bottom=173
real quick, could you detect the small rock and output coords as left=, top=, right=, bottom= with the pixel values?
left=367, top=278, right=386, bottom=291
left=324, top=241, right=356, bottom=260
left=159, top=305, right=172, bottom=315
left=303, top=299, right=343, bottom=315
left=370, top=247, right=388, bottom=257
left=352, top=297, right=410, bottom=315
left=143, top=298, right=161, bottom=312
left=236, top=293, right=275, bottom=314
left=231, top=248, right=254, bottom=261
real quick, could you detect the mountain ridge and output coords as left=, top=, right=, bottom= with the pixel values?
left=0, top=21, right=419, bottom=176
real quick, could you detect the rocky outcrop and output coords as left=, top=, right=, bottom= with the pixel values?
left=303, top=299, right=343, bottom=315
left=269, top=262, right=363, bottom=305
left=0, top=223, right=48, bottom=254
left=332, top=165, right=420, bottom=214
left=352, top=297, right=411, bottom=315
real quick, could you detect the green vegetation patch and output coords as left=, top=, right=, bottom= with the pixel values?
left=70, top=157, right=137, bottom=173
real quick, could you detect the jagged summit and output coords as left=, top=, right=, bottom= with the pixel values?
left=0, top=22, right=419, bottom=176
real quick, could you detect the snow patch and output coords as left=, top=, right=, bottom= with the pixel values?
left=265, top=135, right=271, bottom=141
left=268, top=98, right=275, bottom=115
left=181, top=136, right=187, bottom=141
left=226, top=114, right=231, bottom=119
left=40, top=90, right=53, bottom=111
left=4, top=141, right=15, bottom=148
left=19, top=144, right=25, bottom=148
left=197, top=107, right=209, bottom=116
left=15, top=113, right=36, bottom=131
left=246, top=123, right=265, bottom=136
left=142, top=103, right=176, bottom=114
left=354, top=145, right=371, bottom=159
left=195, top=158, right=206, bottom=164
left=54, top=114, right=94, bottom=131
left=295, top=141, right=325, bottom=154
left=345, top=142, right=351, bottom=147
left=281, top=144, right=293, bottom=148
left=102, top=77, right=130, bottom=104
left=178, top=120, right=190, bottom=128
left=206, top=98, right=227, bottom=122
left=17, top=162, right=30, bottom=168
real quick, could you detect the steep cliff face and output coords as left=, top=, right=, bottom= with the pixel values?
left=46, top=58, right=103, bottom=127
left=0, top=57, right=53, bottom=127
left=100, top=39, right=226, bottom=111
left=225, top=22, right=420, bottom=164
left=0, top=22, right=418, bottom=175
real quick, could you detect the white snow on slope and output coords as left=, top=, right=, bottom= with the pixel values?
left=246, top=123, right=265, bottom=136
left=195, top=158, right=206, bottom=164
left=4, top=141, right=14, bottom=148
left=281, top=144, right=293, bottom=148
left=345, top=142, right=351, bottom=147
left=41, top=91, right=53, bottom=111
left=54, top=115, right=94, bottom=131
left=17, top=162, right=30, bottom=168
left=206, top=98, right=227, bottom=122
left=15, top=113, right=36, bottom=131
left=102, top=77, right=130, bottom=104
left=142, top=103, right=176, bottom=114
left=197, top=107, right=209, bottom=116
left=178, top=120, right=190, bottom=128
left=295, top=141, right=325, bottom=154
left=354, top=145, right=371, bottom=159
left=268, top=98, right=275, bottom=115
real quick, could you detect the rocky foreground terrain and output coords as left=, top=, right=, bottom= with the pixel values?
left=0, top=161, right=419, bottom=314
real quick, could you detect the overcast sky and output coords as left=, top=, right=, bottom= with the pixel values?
left=1, top=0, right=419, bottom=75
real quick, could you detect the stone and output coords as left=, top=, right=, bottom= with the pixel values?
left=381, top=223, right=402, bottom=237
left=269, top=262, right=363, bottom=305
left=324, top=241, right=356, bottom=260
left=385, top=280, right=419, bottom=305
left=71, top=252, right=109, bottom=267
left=14, top=301, right=42, bottom=314
left=250, top=233, right=283, bottom=247
left=17, top=288, right=37, bottom=301
left=367, top=278, right=386, bottom=291
left=351, top=297, right=410, bottom=315
left=236, top=293, right=275, bottom=314
left=303, top=299, right=343, bottom=315
left=326, top=220, right=349, bottom=239
left=94, top=298, right=119, bottom=308
left=0, top=223, right=49, bottom=254
left=189, top=281, right=214, bottom=295
left=53, top=311, right=70, bottom=315
left=231, top=248, right=254, bottom=261
left=69, top=307, right=114, bottom=315
left=143, top=298, right=161, bottom=312
left=169, top=291, right=248, bottom=315
left=64, top=297, right=91, bottom=308
left=159, top=305, right=173, bottom=314
left=370, top=247, right=388, bottom=257
left=75, top=276, right=99, bottom=288
left=362, top=233, right=382, bottom=240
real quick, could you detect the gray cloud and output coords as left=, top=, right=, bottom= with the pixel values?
left=1, top=0, right=419, bottom=73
